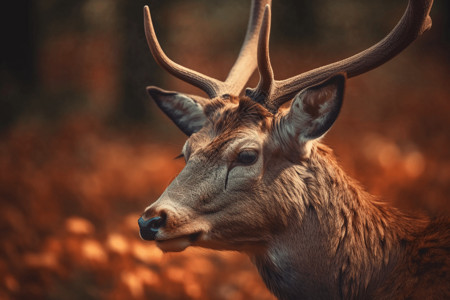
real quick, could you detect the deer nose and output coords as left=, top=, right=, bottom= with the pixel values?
left=138, top=214, right=166, bottom=240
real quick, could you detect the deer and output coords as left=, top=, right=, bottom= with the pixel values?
left=137, top=0, right=450, bottom=299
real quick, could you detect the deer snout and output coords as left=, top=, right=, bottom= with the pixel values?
left=138, top=210, right=167, bottom=240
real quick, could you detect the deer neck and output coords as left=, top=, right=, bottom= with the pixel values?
left=251, top=144, right=428, bottom=300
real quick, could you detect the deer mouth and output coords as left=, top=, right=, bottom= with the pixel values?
left=155, top=232, right=201, bottom=252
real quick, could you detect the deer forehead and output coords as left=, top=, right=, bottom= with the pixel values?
left=186, top=97, right=272, bottom=158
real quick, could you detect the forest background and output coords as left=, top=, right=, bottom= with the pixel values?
left=0, top=0, right=449, bottom=299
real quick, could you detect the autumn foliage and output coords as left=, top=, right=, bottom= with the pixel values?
left=0, top=1, right=449, bottom=299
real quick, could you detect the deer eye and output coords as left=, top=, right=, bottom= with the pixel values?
left=237, top=149, right=258, bottom=165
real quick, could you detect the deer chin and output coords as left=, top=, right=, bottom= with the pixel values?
left=155, top=232, right=201, bottom=252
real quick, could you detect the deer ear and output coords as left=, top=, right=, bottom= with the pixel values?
left=147, top=86, right=207, bottom=136
left=284, top=74, right=345, bottom=142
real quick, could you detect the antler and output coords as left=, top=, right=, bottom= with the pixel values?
left=247, top=0, right=434, bottom=113
left=144, top=0, right=271, bottom=99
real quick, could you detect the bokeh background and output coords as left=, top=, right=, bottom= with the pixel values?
left=0, top=0, right=449, bottom=299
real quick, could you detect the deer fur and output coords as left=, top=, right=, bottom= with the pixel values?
left=251, top=142, right=449, bottom=299
left=141, top=77, right=449, bottom=299
left=138, top=1, right=448, bottom=299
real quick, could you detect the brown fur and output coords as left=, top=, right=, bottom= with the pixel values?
left=142, top=1, right=440, bottom=297
left=270, top=144, right=450, bottom=299
left=144, top=97, right=450, bottom=299
left=201, top=97, right=272, bottom=159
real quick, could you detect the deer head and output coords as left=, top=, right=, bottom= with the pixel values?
left=138, top=0, right=433, bottom=253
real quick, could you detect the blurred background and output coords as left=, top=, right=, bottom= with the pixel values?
left=0, top=0, right=449, bottom=299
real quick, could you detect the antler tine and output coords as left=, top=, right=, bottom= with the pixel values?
left=249, top=0, right=433, bottom=112
left=245, top=5, right=274, bottom=104
left=144, top=5, right=223, bottom=98
left=224, top=0, right=272, bottom=96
